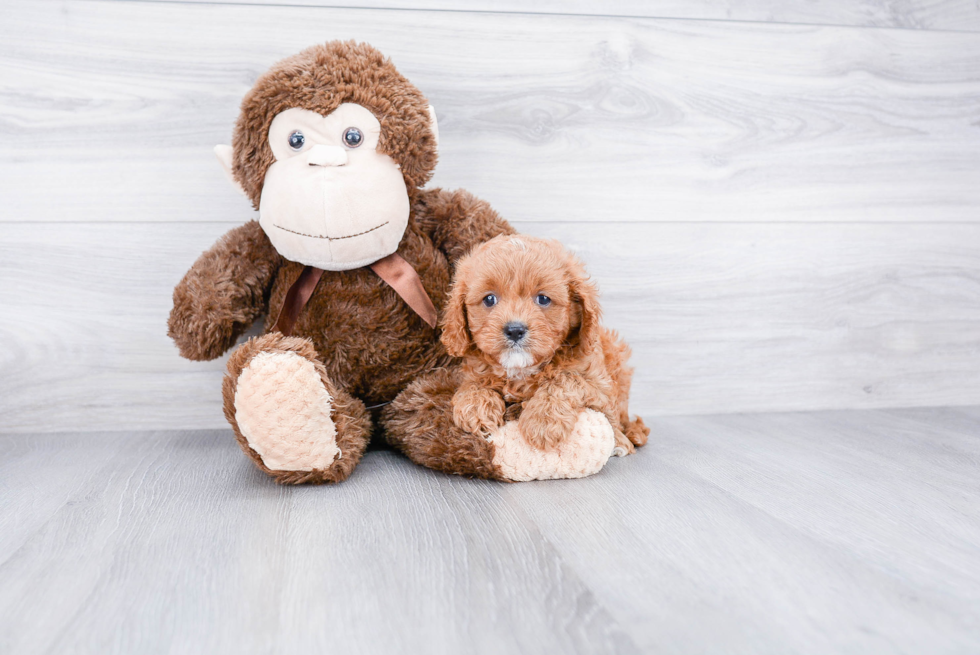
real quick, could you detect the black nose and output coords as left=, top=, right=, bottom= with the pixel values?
left=503, top=322, right=528, bottom=343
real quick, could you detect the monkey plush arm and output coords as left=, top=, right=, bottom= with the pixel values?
left=168, top=220, right=282, bottom=361
left=415, top=188, right=516, bottom=263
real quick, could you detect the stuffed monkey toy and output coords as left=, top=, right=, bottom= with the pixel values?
left=169, top=42, right=617, bottom=483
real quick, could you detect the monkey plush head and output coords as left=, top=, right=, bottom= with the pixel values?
left=215, top=41, right=440, bottom=271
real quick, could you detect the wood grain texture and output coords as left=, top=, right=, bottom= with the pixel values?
left=2, top=0, right=978, bottom=428
left=135, top=0, right=980, bottom=32
left=1, top=407, right=978, bottom=653
left=1, top=221, right=978, bottom=433
left=3, top=0, right=980, bottom=224
left=502, top=407, right=980, bottom=653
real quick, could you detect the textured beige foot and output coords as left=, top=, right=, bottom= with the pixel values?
left=488, top=409, right=615, bottom=482
left=234, top=351, right=339, bottom=471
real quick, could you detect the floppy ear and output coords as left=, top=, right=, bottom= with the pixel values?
left=566, top=255, right=603, bottom=357
left=440, top=275, right=471, bottom=357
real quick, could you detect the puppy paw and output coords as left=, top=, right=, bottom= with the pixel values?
left=518, top=402, right=579, bottom=451
left=612, top=427, right=635, bottom=457
left=452, top=387, right=506, bottom=437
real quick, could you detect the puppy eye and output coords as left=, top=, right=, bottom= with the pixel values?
left=288, top=130, right=306, bottom=150
left=535, top=294, right=551, bottom=307
left=343, top=127, right=363, bottom=148
left=482, top=294, right=497, bottom=308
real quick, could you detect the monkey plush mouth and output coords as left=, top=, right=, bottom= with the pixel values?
left=255, top=104, right=412, bottom=271
left=272, top=221, right=390, bottom=241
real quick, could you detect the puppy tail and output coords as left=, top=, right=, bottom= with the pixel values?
left=625, top=416, right=650, bottom=447
left=600, top=327, right=648, bottom=448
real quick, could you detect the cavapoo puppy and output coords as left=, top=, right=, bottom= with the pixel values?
left=441, top=235, right=649, bottom=455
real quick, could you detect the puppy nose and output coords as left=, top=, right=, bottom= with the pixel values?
left=307, top=145, right=347, bottom=167
left=503, top=321, right=528, bottom=343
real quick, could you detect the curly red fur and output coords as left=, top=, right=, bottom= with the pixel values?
left=441, top=235, right=650, bottom=453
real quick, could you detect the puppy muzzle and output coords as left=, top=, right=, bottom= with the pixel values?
left=503, top=321, right=528, bottom=344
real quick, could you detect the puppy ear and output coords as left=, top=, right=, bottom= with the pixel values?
left=440, top=275, right=471, bottom=357
left=567, top=254, right=603, bottom=357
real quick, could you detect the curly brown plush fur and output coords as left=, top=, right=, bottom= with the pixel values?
left=231, top=41, right=438, bottom=208
left=168, top=220, right=281, bottom=362
left=168, top=42, right=514, bottom=484
left=381, top=367, right=504, bottom=480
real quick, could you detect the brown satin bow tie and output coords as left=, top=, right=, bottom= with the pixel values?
left=272, top=253, right=439, bottom=336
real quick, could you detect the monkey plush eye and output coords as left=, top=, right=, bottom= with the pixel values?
left=535, top=294, right=551, bottom=307
left=288, top=130, right=306, bottom=150
left=482, top=294, right=497, bottom=308
left=343, top=127, right=363, bottom=148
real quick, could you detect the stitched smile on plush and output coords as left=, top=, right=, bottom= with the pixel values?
left=257, top=104, right=411, bottom=271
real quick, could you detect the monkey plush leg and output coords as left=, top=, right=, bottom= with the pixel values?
left=223, top=333, right=371, bottom=484
left=382, top=369, right=616, bottom=482
left=381, top=368, right=505, bottom=480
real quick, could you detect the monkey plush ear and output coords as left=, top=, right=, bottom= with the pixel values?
left=428, top=105, right=439, bottom=151
left=214, top=144, right=248, bottom=197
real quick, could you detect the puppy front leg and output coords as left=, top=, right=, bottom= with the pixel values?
left=518, top=387, right=581, bottom=451
left=452, top=383, right=506, bottom=438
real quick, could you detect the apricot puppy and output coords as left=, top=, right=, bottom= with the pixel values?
left=442, top=235, right=649, bottom=454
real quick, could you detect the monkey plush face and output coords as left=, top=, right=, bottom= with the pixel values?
left=215, top=41, right=440, bottom=271
left=258, top=104, right=410, bottom=270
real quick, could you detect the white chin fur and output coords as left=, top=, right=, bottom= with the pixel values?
left=499, top=348, right=536, bottom=379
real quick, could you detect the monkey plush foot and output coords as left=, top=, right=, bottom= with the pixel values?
left=488, top=410, right=615, bottom=482
left=223, top=333, right=371, bottom=484
left=384, top=369, right=616, bottom=482
left=235, top=350, right=339, bottom=468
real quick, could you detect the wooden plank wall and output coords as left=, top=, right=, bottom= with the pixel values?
left=1, top=0, right=979, bottom=432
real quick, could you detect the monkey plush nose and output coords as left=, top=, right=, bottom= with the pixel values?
left=307, top=145, right=348, bottom=167
left=503, top=322, right=528, bottom=343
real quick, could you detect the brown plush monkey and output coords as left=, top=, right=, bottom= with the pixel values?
left=168, top=41, right=520, bottom=484
left=171, top=42, right=619, bottom=484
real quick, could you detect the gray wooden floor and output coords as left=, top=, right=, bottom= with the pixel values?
left=2, top=407, right=978, bottom=654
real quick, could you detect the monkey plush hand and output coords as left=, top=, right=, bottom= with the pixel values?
left=169, top=42, right=620, bottom=484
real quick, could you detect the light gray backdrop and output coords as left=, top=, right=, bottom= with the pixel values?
left=2, top=0, right=979, bottom=433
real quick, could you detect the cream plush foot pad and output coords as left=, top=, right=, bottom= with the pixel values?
left=488, top=409, right=615, bottom=482
left=234, top=351, right=339, bottom=471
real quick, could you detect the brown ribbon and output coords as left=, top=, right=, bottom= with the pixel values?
left=273, top=265, right=324, bottom=336
left=368, top=253, right=439, bottom=329
left=272, top=253, right=438, bottom=337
